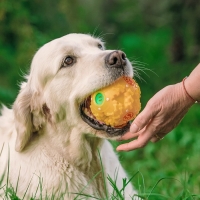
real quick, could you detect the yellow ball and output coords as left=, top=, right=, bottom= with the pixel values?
left=90, top=76, right=141, bottom=127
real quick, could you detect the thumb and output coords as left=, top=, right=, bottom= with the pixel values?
left=130, top=103, right=160, bottom=133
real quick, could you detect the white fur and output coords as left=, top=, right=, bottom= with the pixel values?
left=0, top=34, right=138, bottom=199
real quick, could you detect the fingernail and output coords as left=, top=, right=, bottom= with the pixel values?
left=116, top=147, right=123, bottom=152
left=130, top=124, right=139, bottom=133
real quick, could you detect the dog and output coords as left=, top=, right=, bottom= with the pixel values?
left=0, top=34, right=139, bottom=199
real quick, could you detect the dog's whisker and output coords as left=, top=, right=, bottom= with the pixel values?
left=131, top=60, right=158, bottom=79
left=92, top=25, right=100, bottom=38
left=131, top=60, right=147, bottom=66
left=134, top=71, right=147, bottom=83
left=96, top=32, right=114, bottom=43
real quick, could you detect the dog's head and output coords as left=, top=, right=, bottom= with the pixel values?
left=13, top=34, right=134, bottom=151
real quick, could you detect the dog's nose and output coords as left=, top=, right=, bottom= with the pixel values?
left=105, top=51, right=126, bottom=69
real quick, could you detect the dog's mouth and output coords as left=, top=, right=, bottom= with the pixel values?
left=80, top=96, right=130, bottom=137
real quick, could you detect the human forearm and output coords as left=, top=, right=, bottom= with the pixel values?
left=185, top=63, right=200, bottom=102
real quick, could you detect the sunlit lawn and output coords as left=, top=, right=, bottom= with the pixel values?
left=112, top=105, right=200, bottom=199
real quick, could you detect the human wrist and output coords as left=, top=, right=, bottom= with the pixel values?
left=184, top=75, right=200, bottom=103
left=175, top=82, right=195, bottom=107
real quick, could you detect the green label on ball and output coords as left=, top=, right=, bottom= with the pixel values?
left=95, top=92, right=104, bottom=105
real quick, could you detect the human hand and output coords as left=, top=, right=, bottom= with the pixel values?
left=117, top=82, right=195, bottom=151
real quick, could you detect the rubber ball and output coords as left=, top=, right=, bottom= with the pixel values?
left=90, top=76, right=141, bottom=127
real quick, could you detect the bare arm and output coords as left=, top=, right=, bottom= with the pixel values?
left=184, top=63, right=200, bottom=102
left=117, top=63, right=200, bottom=152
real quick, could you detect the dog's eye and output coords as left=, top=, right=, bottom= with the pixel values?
left=62, top=56, right=74, bottom=67
left=98, top=44, right=103, bottom=50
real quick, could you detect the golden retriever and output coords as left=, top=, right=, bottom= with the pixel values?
left=0, top=34, right=138, bottom=199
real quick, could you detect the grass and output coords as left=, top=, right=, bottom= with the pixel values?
left=1, top=168, right=200, bottom=200
left=111, top=105, right=200, bottom=200
left=1, top=148, right=141, bottom=200
left=1, top=120, right=200, bottom=200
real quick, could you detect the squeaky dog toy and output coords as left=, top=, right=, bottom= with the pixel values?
left=90, top=76, right=141, bottom=127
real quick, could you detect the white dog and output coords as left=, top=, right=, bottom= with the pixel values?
left=0, top=34, right=139, bottom=200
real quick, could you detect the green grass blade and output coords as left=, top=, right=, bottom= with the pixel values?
left=73, top=170, right=102, bottom=200
left=15, top=166, right=21, bottom=195
left=97, top=148, right=109, bottom=199
left=107, top=174, right=123, bottom=200
left=147, top=177, right=181, bottom=199
left=0, top=143, right=4, bottom=156
left=21, top=175, right=34, bottom=200
left=5, top=144, right=10, bottom=198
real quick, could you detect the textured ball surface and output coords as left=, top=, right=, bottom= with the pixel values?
left=90, top=76, right=141, bottom=127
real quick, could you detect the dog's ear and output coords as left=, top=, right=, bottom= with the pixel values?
left=13, top=84, right=34, bottom=152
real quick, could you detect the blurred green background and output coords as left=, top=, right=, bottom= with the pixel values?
left=0, top=0, right=200, bottom=199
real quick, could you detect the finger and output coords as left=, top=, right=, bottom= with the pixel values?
left=119, top=131, right=140, bottom=141
left=117, top=116, right=165, bottom=151
left=116, top=132, right=150, bottom=151
left=117, top=126, right=155, bottom=151
left=130, top=103, right=160, bottom=133
left=116, top=140, right=140, bottom=151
